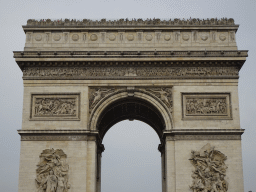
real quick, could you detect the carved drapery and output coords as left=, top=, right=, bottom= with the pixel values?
left=189, top=144, right=228, bottom=192
left=35, top=149, right=70, bottom=192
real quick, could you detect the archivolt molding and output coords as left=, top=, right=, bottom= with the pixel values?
left=88, top=87, right=173, bottom=133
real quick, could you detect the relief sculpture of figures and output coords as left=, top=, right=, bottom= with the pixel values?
left=189, top=143, right=228, bottom=192
left=35, top=149, right=70, bottom=192
left=23, top=67, right=239, bottom=78
left=146, top=88, right=172, bottom=110
left=34, top=98, right=76, bottom=116
left=89, top=88, right=115, bottom=112
left=186, top=98, right=227, bottom=115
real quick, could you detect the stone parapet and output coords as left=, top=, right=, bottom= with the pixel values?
left=22, top=18, right=239, bottom=51
left=25, top=18, right=236, bottom=27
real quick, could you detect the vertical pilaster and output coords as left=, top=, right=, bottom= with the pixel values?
left=96, top=144, right=104, bottom=192
left=161, top=151, right=166, bottom=192
left=165, top=136, right=176, bottom=192
left=86, top=136, right=97, bottom=192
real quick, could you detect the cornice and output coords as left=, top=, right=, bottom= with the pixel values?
left=13, top=50, right=247, bottom=71
left=24, top=18, right=237, bottom=28
left=162, top=129, right=244, bottom=141
left=14, top=50, right=248, bottom=58
left=163, top=129, right=245, bottom=135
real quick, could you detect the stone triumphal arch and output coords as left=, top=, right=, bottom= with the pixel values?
left=14, top=18, right=248, bottom=192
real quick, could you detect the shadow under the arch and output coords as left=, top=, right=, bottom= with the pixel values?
left=97, top=97, right=166, bottom=141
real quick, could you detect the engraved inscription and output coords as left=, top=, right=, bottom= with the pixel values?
left=31, top=94, right=80, bottom=120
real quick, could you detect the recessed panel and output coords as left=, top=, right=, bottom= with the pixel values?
left=30, top=93, right=80, bottom=121
left=182, top=93, right=232, bottom=120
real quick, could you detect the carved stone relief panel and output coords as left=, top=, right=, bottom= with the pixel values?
left=144, top=87, right=173, bottom=111
left=23, top=67, right=239, bottom=80
left=189, top=143, right=228, bottom=192
left=89, top=86, right=172, bottom=114
left=30, top=93, right=80, bottom=120
left=89, top=87, right=125, bottom=113
left=35, top=149, right=71, bottom=192
left=182, top=93, right=231, bottom=120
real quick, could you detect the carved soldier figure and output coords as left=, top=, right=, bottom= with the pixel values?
left=56, top=173, right=65, bottom=192
left=190, top=144, right=228, bottom=192
left=190, top=174, right=204, bottom=192
left=46, top=171, right=57, bottom=192
left=36, top=149, right=70, bottom=192
left=220, top=175, right=229, bottom=192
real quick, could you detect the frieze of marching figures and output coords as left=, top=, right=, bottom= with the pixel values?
left=26, top=18, right=235, bottom=26
left=23, top=67, right=239, bottom=79
left=35, top=149, right=71, bottom=192
left=189, top=143, right=228, bottom=192
left=31, top=94, right=80, bottom=120
left=182, top=93, right=231, bottom=120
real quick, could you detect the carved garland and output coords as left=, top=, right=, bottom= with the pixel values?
left=190, top=144, right=228, bottom=192
left=35, top=149, right=70, bottom=192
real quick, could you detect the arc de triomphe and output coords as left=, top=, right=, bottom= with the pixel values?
left=14, top=18, right=248, bottom=192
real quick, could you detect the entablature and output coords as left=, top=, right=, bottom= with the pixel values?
left=14, top=51, right=247, bottom=80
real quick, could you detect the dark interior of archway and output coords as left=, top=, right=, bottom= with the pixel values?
left=97, top=98, right=165, bottom=140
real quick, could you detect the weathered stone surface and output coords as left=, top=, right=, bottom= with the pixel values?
left=22, top=18, right=239, bottom=51
left=14, top=18, right=247, bottom=192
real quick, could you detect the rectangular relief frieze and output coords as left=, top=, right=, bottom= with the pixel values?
left=30, top=93, right=80, bottom=120
left=182, top=93, right=232, bottom=120
left=23, top=67, right=239, bottom=80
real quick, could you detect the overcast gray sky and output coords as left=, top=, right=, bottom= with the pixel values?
left=0, top=0, right=255, bottom=191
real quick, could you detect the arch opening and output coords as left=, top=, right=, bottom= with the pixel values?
left=101, top=120, right=162, bottom=192
left=96, top=97, right=166, bottom=141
